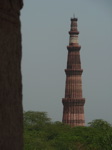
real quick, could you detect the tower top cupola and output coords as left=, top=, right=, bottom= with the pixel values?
left=71, top=14, right=78, bottom=21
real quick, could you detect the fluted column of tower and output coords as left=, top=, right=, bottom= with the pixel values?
left=62, top=17, right=85, bottom=127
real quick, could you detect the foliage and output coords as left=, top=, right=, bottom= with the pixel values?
left=88, top=119, right=111, bottom=130
left=24, top=111, right=51, bottom=130
left=24, top=111, right=112, bottom=150
left=88, top=119, right=112, bottom=149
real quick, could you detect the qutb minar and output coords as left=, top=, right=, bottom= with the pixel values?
left=62, top=16, right=85, bottom=127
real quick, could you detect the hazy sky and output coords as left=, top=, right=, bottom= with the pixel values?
left=21, top=0, right=112, bottom=124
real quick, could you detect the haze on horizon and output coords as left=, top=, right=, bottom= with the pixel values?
left=21, top=0, right=112, bottom=125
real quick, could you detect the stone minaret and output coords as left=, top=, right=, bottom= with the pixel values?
left=62, top=17, right=85, bottom=127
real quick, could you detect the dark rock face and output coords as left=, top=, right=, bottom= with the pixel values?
left=0, top=1, right=23, bottom=149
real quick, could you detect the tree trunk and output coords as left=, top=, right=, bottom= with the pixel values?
left=0, top=1, right=23, bottom=150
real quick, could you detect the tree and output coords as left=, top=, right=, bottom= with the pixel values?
left=0, top=1, right=23, bottom=150
left=88, top=119, right=112, bottom=149
left=24, top=112, right=112, bottom=150
left=88, top=119, right=111, bottom=130
left=24, top=111, right=51, bottom=130
left=24, top=111, right=53, bottom=150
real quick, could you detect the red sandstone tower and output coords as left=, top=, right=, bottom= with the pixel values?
left=62, top=17, right=85, bottom=127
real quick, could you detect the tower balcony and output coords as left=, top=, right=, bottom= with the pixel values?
left=65, top=69, right=83, bottom=75
left=67, top=45, right=81, bottom=51
left=62, top=98, right=85, bottom=106
left=69, top=31, right=79, bottom=35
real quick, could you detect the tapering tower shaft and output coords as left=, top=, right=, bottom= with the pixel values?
left=62, top=17, right=85, bottom=127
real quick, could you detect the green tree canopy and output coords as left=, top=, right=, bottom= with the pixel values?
left=24, top=111, right=112, bottom=150
left=24, top=111, right=51, bottom=130
left=88, top=119, right=111, bottom=130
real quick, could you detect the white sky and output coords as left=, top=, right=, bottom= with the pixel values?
left=21, top=0, right=112, bottom=125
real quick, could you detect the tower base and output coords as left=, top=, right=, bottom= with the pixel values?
left=62, top=98, right=85, bottom=127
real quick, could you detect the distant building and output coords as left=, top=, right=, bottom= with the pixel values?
left=62, top=17, right=85, bottom=127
